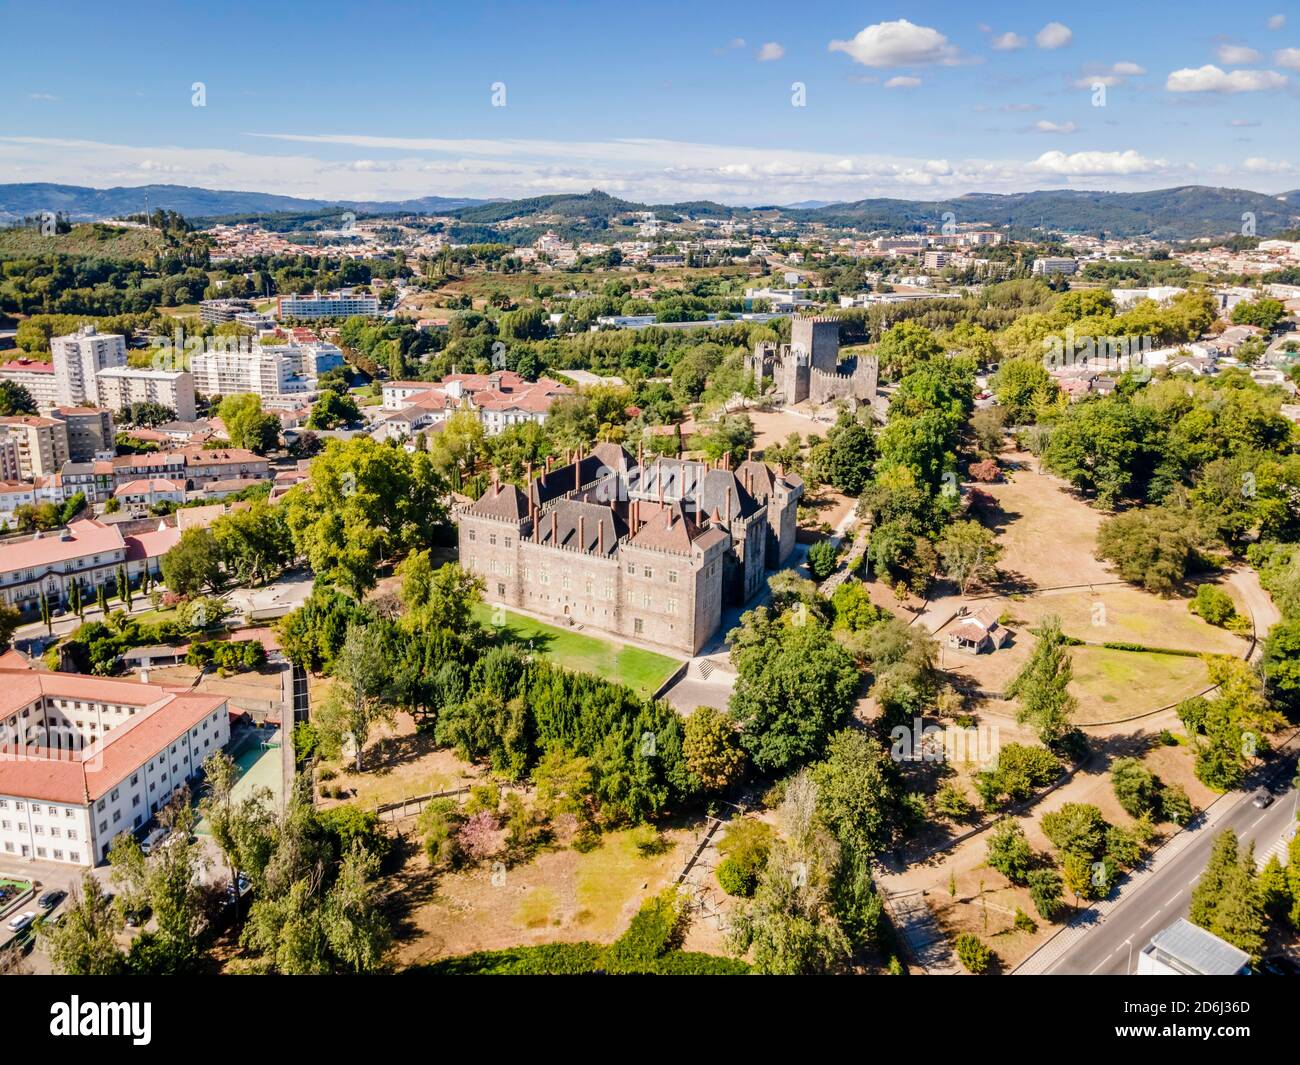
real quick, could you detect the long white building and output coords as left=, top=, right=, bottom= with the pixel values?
left=95, top=366, right=197, bottom=422
left=0, top=653, right=231, bottom=866
left=277, top=289, right=380, bottom=320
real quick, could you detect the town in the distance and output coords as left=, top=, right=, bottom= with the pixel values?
left=1, top=5, right=1299, bottom=986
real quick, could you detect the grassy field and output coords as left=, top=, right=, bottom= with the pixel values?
left=471, top=603, right=681, bottom=698
left=1068, top=646, right=1210, bottom=722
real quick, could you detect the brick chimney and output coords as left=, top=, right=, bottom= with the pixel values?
left=578, top=514, right=586, bottom=551
left=551, top=510, right=558, bottom=544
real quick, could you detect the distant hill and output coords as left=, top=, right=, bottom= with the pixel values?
left=0, top=220, right=174, bottom=261
left=796, top=186, right=1300, bottom=239
left=0, top=183, right=486, bottom=224
left=3, top=182, right=1297, bottom=241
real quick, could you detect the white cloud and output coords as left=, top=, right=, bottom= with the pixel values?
left=26, top=92, right=59, bottom=102
left=829, top=19, right=961, bottom=68
left=1243, top=156, right=1298, bottom=174
left=1072, top=61, right=1147, bottom=88
left=728, top=37, right=746, bottom=48
left=1267, top=15, right=1286, bottom=31
left=756, top=42, right=784, bottom=62
left=1166, top=64, right=1287, bottom=92
left=884, top=76, right=922, bottom=89
left=1029, top=149, right=1167, bottom=176
left=991, top=32, right=1026, bottom=51
left=1229, top=118, right=1262, bottom=126
left=1035, top=22, right=1073, bottom=50
left=1276, top=48, right=1300, bottom=71
left=1217, top=43, right=1263, bottom=64
left=1034, top=120, right=1078, bottom=134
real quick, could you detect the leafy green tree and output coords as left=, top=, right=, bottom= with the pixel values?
left=955, top=933, right=992, bottom=974
left=937, top=519, right=1001, bottom=594
left=991, top=360, right=1056, bottom=424
left=1027, top=867, right=1065, bottom=920
left=1261, top=619, right=1300, bottom=714
left=811, top=729, right=909, bottom=858
left=160, top=527, right=223, bottom=596
left=807, top=539, right=840, bottom=581
left=825, top=416, right=875, bottom=495
left=1189, top=830, right=1266, bottom=960
left=1111, top=757, right=1160, bottom=819
left=313, top=621, right=399, bottom=771
left=985, top=819, right=1035, bottom=885
left=727, top=609, right=859, bottom=773
left=38, top=873, right=125, bottom=975
left=1097, top=506, right=1202, bottom=595
left=211, top=499, right=293, bottom=586
left=682, top=706, right=746, bottom=793
left=218, top=393, right=280, bottom=454
left=1007, top=616, right=1078, bottom=748
left=0, top=379, right=37, bottom=416
left=306, top=388, right=363, bottom=430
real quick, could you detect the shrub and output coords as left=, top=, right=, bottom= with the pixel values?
left=1013, top=907, right=1037, bottom=933
left=933, top=780, right=974, bottom=820
left=986, top=820, right=1035, bottom=885
left=716, top=856, right=758, bottom=898
left=1111, top=757, right=1159, bottom=818
left=968, top=459, right=1001, bottom=482
left=1189, top=584, right=1237, bottom=627
left=955, top=933, right=992, bottom=974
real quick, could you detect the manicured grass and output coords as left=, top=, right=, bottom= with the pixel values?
left=1069, top=646, right=1210, bottom=722
left=472, top=604, right=681, bottom=698
left=572, top=828, right=682, bottom=938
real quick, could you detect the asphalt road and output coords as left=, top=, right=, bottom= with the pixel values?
left=1035, top=740, right=1299, bottom=975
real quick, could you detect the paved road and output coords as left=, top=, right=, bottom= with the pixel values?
left=1023, top=739, right=1299, bottom=975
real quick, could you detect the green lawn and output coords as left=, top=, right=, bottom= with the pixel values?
left=1069, top=646, right=1210, bottom=723
left=472, top=604, right=681, bottom=698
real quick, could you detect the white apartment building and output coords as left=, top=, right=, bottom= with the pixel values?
left=1031, top=257, right=1079, bottom=277
left=277, top=289, right=380, bottom=320
left=0, top=657, right=231, bottom=866
left=188, top=348, right=304, bottom=399
left=94, top=366, right=198, bottom=422
left=51, top=326, right=127, bottom=407
left=0, top=359, right=60, bottom=410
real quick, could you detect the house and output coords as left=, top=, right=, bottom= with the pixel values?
left=114, top=478, right=186, bottom=514
left=945, top=607, right=1011, bottom=655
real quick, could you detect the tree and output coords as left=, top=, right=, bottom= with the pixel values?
left=306, top=388, right=363, bottom=430
left=1189, top=830, right=1266, bottom=960
left=218, top=393, right=280, bottom=454
left=0, top=602, right=20, bottom=652
left=1097, top=506, right=1201, bottom=594
left=1261, top=619, right=1300, bottom=713
left=937, top=519, right=1001, bottom=594
left=876, top=320, right=942, bottom=379
left=283, top=437, right=448, bottom=596
left=954, top=933, right=992, bottom=974
left=826, top=417, right=875, bottom=495
left=1230, top=297, right=1284, bottom=330
left=1041, top=802, right=1108, bottom=861
left=1027, top=867, right=1065, bottom=920
left=807, top=539, right=840, bottom=581
left=211, top=500, right=293, bottom=586
left=313, top=622, right=398, bottom=771
left=682, top=706, right=746, bottom=793
left=320, top=842, right=392, bottom=973
left=811, top=729, right=909, bottom=859
left=985, top=819, right=1035, bottom=884
left=991, top=360, right=1055, bottom=424
left=199, top=751, right=273, bottom=918
left=727, top=610, right=859, bottom=773
left=1111, top=757, right=1160, bottom=819
left=0, top=379, right=37, bottom=417
left=1190, top=584, right=1237, bottom=626
left=160, top=527, right=223, bottom=596
left=1007, top=616, right=1078, bottom=748
left=38, top=873, right=124, bottom=975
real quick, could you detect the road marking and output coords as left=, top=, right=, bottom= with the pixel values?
left=1249, top=813, right=1267, bottom=830
left=1166, top=895, right=1182, bottom=908
left=1140, top=912, right=1158, bottom=929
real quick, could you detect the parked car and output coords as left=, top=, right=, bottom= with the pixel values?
left=37, top=889, right=66, bottom=911
left=141, top=828, right=169, bottom=855
left=1257, top=955, right=1300, bottom=976
left=6, top=911, right=37, bottom=934
left=1252, top=788, right=1275, bottom=809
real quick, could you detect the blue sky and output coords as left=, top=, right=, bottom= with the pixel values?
left=3, top=0, right=1299, bottom=204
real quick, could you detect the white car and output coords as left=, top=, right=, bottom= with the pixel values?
left=6, top=910, right=37, bottom=933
